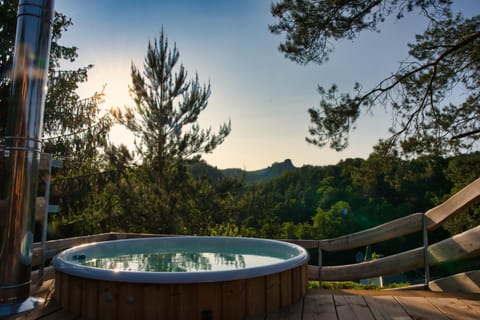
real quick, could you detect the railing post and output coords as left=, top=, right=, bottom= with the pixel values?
left=318, top=244, right=322, bottom=287
left=422, top=213, right=430, bottom=290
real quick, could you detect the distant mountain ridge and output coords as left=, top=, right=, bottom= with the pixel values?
left=222, top=159, right=296, bottom=184
left=189, top=159, right=297, bottom=184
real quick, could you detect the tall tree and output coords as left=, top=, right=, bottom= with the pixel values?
left=0, top=0, right=20, bottom=139
left=1, top=1, right=112, bottom=151
left=111, top=29, right=231, bottom=234
left=270, top=0, right=479, bottom=156
left=1, top=1, right=114, bottom=237
left=114, top=28, right=231, bottom=180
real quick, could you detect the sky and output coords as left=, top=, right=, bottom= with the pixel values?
left=54, top=0, right=479, bottom=170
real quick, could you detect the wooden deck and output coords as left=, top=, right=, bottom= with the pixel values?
left=272, top=289, right=480, bottom=320
left=6, top=281, right=480, bottom=320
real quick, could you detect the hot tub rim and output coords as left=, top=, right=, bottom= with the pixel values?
left=52, top=236, right=309, bottom=284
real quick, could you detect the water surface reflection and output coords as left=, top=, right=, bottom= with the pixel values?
left=81, top=251, right=282, bottom=272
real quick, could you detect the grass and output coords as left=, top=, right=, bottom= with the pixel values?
left=308, top=281, right=410, bottom=290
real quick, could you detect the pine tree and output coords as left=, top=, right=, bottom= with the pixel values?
left=114, top=28, right=231, bottom=180
left=1, top=1, right=114, bottom=237
left=111, top=28, right=231, bottom=234
left=270, top=0, right=479, bottom=156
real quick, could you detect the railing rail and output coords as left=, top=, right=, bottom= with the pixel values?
left=308, top=225, right=480, bottom=281
left=284, top=177, right=480, bottom=252
left=31, top=177, right=480, bottom=285
left=305, top=176, right=480, bottom=282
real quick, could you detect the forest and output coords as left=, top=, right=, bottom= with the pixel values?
left=45, top=151, right=480, bottom=249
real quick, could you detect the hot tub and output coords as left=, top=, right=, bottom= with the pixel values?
left=52, top=236, right=309, bottom=320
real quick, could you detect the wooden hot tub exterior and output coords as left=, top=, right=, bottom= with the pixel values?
left=54, top=263, right=307, bottom=320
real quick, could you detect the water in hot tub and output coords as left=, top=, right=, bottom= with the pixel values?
left=80, top=251, right=286, bottom=272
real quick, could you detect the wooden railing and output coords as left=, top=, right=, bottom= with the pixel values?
left=31, top=177, right=480, bottom=287
left=297, top=176, right=480, bottom=282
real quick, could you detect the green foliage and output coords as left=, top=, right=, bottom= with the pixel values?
left=309, top=281, right=373, bottom=290
left=244, top=159, right=296, bottom=184
left=208, top=223, right=242, bottom=237
left=312, top=201, right=355, bottom=239
left=222, top=159, right=296, bottom=184
left=225, top=152, right=477, bottom=249
left=0, top=1, right=111, bottom=148
left=50, top=28, right=235, bottom=236
left=0, top=0, right=17, bottom=139
left=309, top=280, right=410, bottom=290
left=105, top=28, right=232, bottom=235
left=1, top=2, right=115, bottom=239
left=113, top=28, right=231, bottom=179
left=270, top=0, right=479, bottom=156
left=441, top=152, right=480, bottom=235
left=44, top=14, right=113, bottom=238
left=270, top=0, right=451, bottom=65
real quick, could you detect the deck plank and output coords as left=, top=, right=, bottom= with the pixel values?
left=426, top=297, right=480, bottom=320
left=302, top=294, right=337, bottom=320
left=4, top=303, right=62, bottom=320
left=363, top=296, right=411, bottom=320
left=5, top=286, right=480, bottom=319
left=461, top=298, right=480, bottom=308
left=266, top=298, right=303, bottom=320
left=38, top=309, right=80, bottom=320
left=395, top=296, right=450, bottom=320
left=334, top=295, right=374, bottom=320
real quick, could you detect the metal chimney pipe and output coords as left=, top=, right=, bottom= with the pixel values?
left=0, top=0, right=54, bottom=315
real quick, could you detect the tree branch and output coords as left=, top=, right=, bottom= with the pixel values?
left=360, top=30, right=479, bottom=104
left=359, top=30, right=480, bottom=149
left=451, top=128, right=480, bottom=140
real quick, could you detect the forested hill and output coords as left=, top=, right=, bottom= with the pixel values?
left=50, top=151, right=479, bottom=261
left=189, top=158, right=297, bottom=184
left=222, top=159, right=296, bottom=183
left=188, top=152, right=479, bottom=244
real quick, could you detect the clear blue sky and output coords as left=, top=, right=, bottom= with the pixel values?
left=55, top=0, right=479, bottom=170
